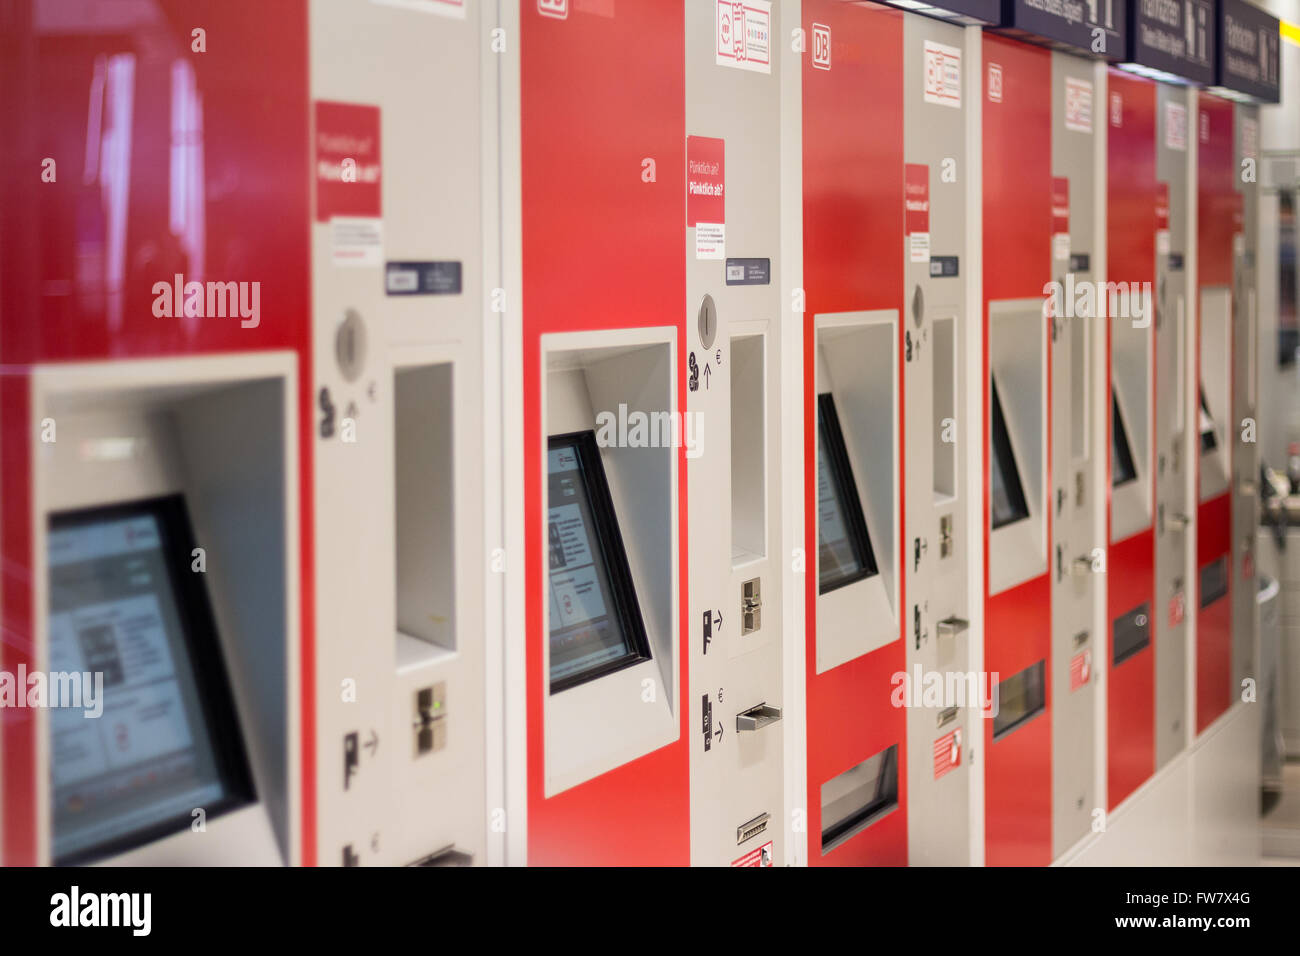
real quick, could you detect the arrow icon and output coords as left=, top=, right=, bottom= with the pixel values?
left=364, top=729, right=379, bottom=756
left=703, top=364, right=711, bottom=389
left=714, top=723, right=724, bottom=745
left=714, top=610, right=722, bottom=630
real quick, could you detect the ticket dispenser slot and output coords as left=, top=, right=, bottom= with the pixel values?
left=1111, top=314, right=1153, bottom=540
left=35, top=357, right=295, bottom=866
left=1198, top=288, right=1231, bottom=500
left=820, top=745, right=900, bottom=854
left=815, top=313, right=900, bottom=672
left=543, top=337, right=678, bottom=796
left=988, top=302, right=1047, bottom=595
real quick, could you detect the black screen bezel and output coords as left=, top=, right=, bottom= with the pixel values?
left=1111, top=389, right=1139, bottom=488
left=546, top=430, right=653, bottom=694
left=48, top=494, right=257, bottom=865
left=1198, top=385, right=1218, bottom=454
left=816, top=392, right=879, bottom=596
left=989, top=376, right=1031, bottom=531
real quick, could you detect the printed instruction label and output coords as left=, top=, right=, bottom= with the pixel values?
left=716, top=0, right=771, bottom=74
left=923, top=41, right=961, bottom=109
left=1165, top=101, right=1187, bottom=151
left=1064, top=77, right=1093, bottom=133
left=331, top=217, right=383, bottom=268
left=696, top=223, right=725, bottom=260
left=987, top=63, right=1002, bottom=103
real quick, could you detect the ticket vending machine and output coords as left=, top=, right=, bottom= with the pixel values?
left=1196, top=92, right=1237, bottom=733
left=0, top=4, right=312, bottom=865
left=982, top=32, right=1054, bottom=867
left=1120, top=0, right=1218, bottom=780
left=802, top=0, right=908, bottom=866
left=309, top=2, right=498, bottom=867
left=1105, top=71, right=1157, bottom=810
left=684, top=0, right=792, bottom=867
left=1153, top=80, right=1195, bottom=771
left=505, top=0, right=691, bottom=866
left=1049, top=48, right=1106, bottom=852
left=901, top=10, right=986, bottom=867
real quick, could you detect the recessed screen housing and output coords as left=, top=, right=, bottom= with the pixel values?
left=547, top=431, right=652, bottom=694
left=47, top=495, right=255, bottom=864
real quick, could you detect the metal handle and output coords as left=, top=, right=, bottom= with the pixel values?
left=1072, top=555, right=1099, bottom=576
left=1239, top=480, right=1257, bottom=497
left=936, top=617, right=970, bottom=639
left=736, top=703, right=783, bottom=732
left=1168, top=512, right=1191, bottom=531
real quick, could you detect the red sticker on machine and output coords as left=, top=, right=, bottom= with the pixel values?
left=1070, top=648, right=1091, bottom=691
left=933, top=727, right=961, bottom=779
left=687, top=136, right=725, bottom=227
left=1169, top=590, right=1185, bottom=627
left=905, top=163, right=930, bottom=263
left=315, top=102, right=381, bottom=222
left=731, top=841, right=774, bottom=867
left=1156, top=182, right=1170, bottom=231
left=1051, top=176, right=1070, bottom=260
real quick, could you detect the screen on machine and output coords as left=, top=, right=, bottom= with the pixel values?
left=547, top=433, right=650, bottom=693
left=47, top=496, right=252, bottom=863
left=817, top=392, right=878, bottom=595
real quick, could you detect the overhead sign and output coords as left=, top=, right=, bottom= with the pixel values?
left=912, top=0, right=1001, bottom=24
left=1215, top=0, right=1280, bottom=103
left=1125, top=0, right=1215, bottom=85
left=997, top=0, right=1129, bottom=60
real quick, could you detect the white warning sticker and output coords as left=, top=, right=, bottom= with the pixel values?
left=1065, top=77, right=1093, bottom=133
left=695, top=222, right=725, bottom=260
left=1241, top=117, right=1258, bottom=162
left=1165, top=101, right=1187, bottom=152
left=716, top=0, right=771, bottom=75
left=923, top=41, right=961, bottom=109
left=331, top=217, right=383, bottom=267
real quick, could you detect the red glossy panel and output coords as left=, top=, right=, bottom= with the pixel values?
left=802, top=0, right=908, bottom=866
left=0, top=1, right=313, bottom=865
left=982, top=34, right=1053, bottom=868
left=519, top=0, right=689, bottom=866
left=1196, top=493, right=1233, bottom=732
left=1107, top=530, right=1156, bottom=808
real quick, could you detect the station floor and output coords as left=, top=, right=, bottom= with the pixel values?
left=1263, top=761, right=1300, bottom=864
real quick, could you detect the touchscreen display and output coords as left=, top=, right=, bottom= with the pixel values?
left=48, top=497, right=252, bottom=863
left=817, top=393, right=878, bottom=595
left=547, top=434, right=650, bottom=692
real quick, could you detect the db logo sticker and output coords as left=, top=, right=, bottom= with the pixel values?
left=538, top=0, right=567, bottom=19
left=812, top=23, right=831, bottom=71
